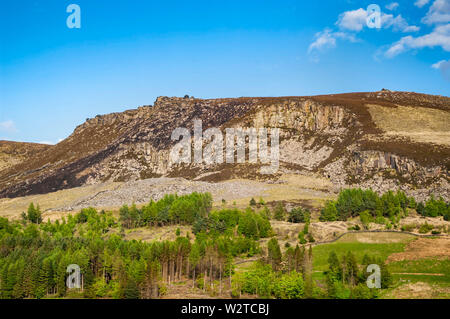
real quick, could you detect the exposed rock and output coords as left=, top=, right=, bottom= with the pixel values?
left=0, top=91, right=449, bottom=201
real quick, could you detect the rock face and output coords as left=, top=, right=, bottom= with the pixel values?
left=0, top=91, right=449, bottom=200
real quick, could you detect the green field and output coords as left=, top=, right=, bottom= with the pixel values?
left=312, top=236, right=412, bottom=272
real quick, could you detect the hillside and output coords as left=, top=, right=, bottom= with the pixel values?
left=0, top=141, right=51, bottom=172
left=0, top=90, right=449, bottom=201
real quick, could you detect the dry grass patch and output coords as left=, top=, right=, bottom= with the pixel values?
left=384, top=282, right=450, bottom=299
left=367, top=104, right=450, bottom=146
left=123, top=225, right=193, bottom=242
left=0, top=182, right=121, bottom=220
left=387, top=237, right=450, bottom=263
left=336, top=232, right=416, bottom=244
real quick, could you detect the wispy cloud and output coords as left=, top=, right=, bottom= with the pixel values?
left=415, top=0, right=430, bottom=8
left=422, top=0, right=450, bottom=25
left=309, top=6, right=421, bottom=59
left=432, top=59, right=450, bottom=81
left=385, top=23, right=450, bottom=57
left=0, top=120, right=18, bottom=134
left=307, top=28, right=358, bottom=57
left=386, top=2, right=400, bottom=11
left=336, top=8, right=420, bottom=33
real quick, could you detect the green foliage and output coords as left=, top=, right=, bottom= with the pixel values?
left=233, top=263, right=304, bottom=299
left=319, top=188, right=448, bottom=222
left=287, top=207, right=310, bottom=223
left=320, top=201, right=338, bottom=222
left=23, top=203, right=42, bottom=224
left=273, top=272, right=305, bottom=299
left=359, top=210, right=372, bottom=229
left=273, top=203, right=286, bottom=221
left=120, top=192, right=213, bottom=229
left=325, top=251, right=391, bottom=299
left=419, top=223, right=434, bottom=234
left=350, top=283, right=378, bottom=299
left=237, top=209, right=272, bottom=239
left=267, top=238, right=282, bottom=271
left=298, top=232, right=307, bottom=245
left=0, top=202, right=261, bottom=299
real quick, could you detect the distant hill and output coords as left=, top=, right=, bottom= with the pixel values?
left=0, top=141, right=51, bottom=172
left=0, top=91, right=449, bottom=200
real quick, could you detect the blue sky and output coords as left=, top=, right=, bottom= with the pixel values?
left=0, top=0, right=449, bottom=144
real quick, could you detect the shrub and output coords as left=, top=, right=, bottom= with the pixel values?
left=419, top=223, right=434, bottom=234
left=320, top=201, right=338, bottom=221
left=374, top=216, right=386, bottom=225
left=273, top=273, right=305, bottom=299
left=273, top=203, right=286, bottom=221
left=298, top=232, right=307, bottom=244
left=348, top=225, right=361, bottom=231
left=359, top=210, right=372, bottom=229
left=350, top=283, right=378, bottom=299
left=288, top=207, right=310, bottom=223
left=401, top=224, right=415, bottom=232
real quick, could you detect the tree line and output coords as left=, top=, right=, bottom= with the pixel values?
left=319, top=188, right=449, bottom=223
left=0, top=200, right=264, bottom=299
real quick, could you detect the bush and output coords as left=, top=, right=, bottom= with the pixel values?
left=273, top=203, right=286, bottom=221
left=350, top=283, right=378, bottom=299
left=419, top=223, right=434, bottom=234
left=25, top=203, right=42, bottom=224
left=273, top=273, right=305, bottom=299
left=288, top=207, right=310, bottom=223
left=320, top=201, right=338, bottom=222
left=348, top=225, right=361, bottom=231
left=359, top=210, right=372, bottom=229
left=298, top=232, right=307, bottom=244
left=374, top=216, right=386, bottom=225
left=401, top=224, right=416, bottom=232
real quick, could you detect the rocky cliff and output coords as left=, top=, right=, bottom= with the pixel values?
left=0, top=91, right=449, bottom=200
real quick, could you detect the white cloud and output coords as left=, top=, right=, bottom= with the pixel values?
left=336, top=8, right=367, bottom=31
left=0, top=120, right=17, bottom=134
left=386, top=2, right=400, bottom=11
left=415, top=0, right=430, bottom=8
left=383, top=14, right=421, bottom=32
left=336, top=8, right=420, bottom=33
left=432, top=59, right=447, bottom=68
left=422, top=0, right=450, bottom=25
left=308, top=29, right=357, bottom=54
left=385, top=23, right=450, bottom=57
left=38, top=138, right=63, bottom=145
left=431, top=59, right=450, bottom=81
